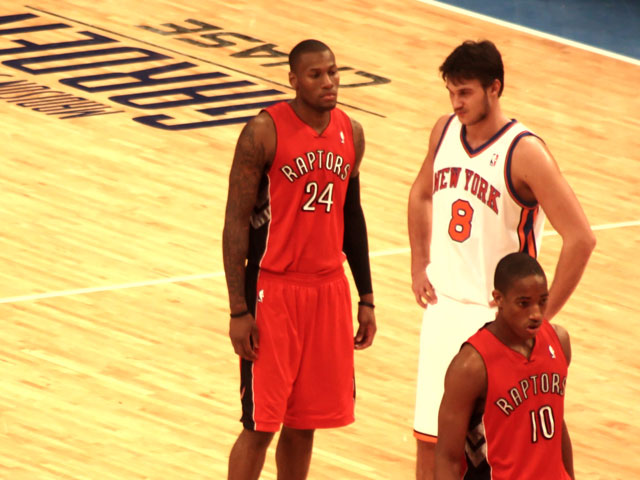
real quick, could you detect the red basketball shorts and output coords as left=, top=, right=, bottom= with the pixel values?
left=239, top=267, right=355, bottom=432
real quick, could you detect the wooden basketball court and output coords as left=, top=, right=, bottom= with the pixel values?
left=1, top=1, right=638, bottom=478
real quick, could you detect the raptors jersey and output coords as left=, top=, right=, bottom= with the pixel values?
left=464, top=321, right=570, bottom=480
left=428, top=115, right=546, bottom=305
left=248, top=102, right=355, bottom=274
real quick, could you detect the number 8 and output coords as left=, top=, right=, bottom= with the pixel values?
left=448, top=199, right=474, bottom=242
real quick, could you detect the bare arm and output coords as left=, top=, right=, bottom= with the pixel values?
left=350, top=117, right=365, bottom=177
left=408, top=115, right=450, bottom=307
left=561, top=420, right=575, bottom=479
left=434, top=344, right=487, bottom=480
left=512, top=137, right=596, bottom=320
left=552, top=323, right=574, bottom=478
left=552, top=323, right=572, bottom=366
left=348, top=117, right=376, bottom=349
left=222, top=112, right=274, bottom=360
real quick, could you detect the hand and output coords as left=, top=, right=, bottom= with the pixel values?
left=354, top=304, right=376, bottom=350
left=411, top=269, right=438, bottom=308
left=229, top=313, right=259, bottom=361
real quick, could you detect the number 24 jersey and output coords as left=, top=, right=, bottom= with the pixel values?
left=248, top=101, right=355, bottom=275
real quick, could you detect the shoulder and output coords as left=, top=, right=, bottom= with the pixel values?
left=431, top=114, right=454, bottom=142
left=510, top=132, right=557, bottom=176
left=237, top=109, right=276, bottom=144
left=410, top=114, right=455, bottom=190
left=512, top=131, right=550, bottom=156
left=509, top=128, right=562, bottom=202
left=551, top=322, right=572, bottom=365
left=425, top=114, right=455, bottom=156
left=234, top=110, right=276, bottom=167
left=348, top=115, right=365, bottom=173
left=349, top=116, right=363, bottom=138
left=435, top=113, right=454, bottom=130
left=250, top=109, right=276, bottom=135
left=445, top=343, right=487, bottom=392
left=348, top=115, right=364, bottom=146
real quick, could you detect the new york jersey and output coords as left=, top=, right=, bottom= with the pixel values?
left=464, top=321, right=570, bottom=480
left=427, top=115, right=546, bottom=305
left=248, top=102, right=355, bottom=274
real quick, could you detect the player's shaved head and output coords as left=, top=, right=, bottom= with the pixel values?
left=289, top=39, right=333, bottom=72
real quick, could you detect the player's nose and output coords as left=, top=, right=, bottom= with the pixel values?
left=530, top=304, right=543, bottom=320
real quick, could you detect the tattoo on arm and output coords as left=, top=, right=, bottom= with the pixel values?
left=222, top=119, right=269, bottom=311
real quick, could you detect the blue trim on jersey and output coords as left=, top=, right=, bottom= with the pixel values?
left=505, top=131, right=538, bottom=208
left=434, top=114, right=456, bottom=157
left=461, top=118, right=516, bottom=156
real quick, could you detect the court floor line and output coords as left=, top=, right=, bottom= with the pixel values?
left=418, top=0, right=640, bottom=67
left=0, top=219, right=638, bottom=304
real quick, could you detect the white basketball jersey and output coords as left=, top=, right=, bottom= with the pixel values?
left=427, top=114, right=546, bottom=305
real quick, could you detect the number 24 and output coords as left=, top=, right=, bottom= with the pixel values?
left=302, top=181, right=334, bottom=213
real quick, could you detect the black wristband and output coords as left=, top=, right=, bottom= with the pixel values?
left=230, top=310, right=250, bottom=318
left=358, top=301, right=375, bottom=309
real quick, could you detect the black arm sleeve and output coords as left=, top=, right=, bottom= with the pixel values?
left=343, top=175, right=373, bottom=296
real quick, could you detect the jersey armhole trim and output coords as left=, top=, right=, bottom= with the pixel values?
left=434, top=114, right=456, bottom=158
left=504, top=131, right=540, bottom=208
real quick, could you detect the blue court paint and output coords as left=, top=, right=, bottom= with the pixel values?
left=436, top=0, right=640, bottom=60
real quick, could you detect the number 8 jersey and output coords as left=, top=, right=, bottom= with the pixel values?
left=248, top=101, right=355, bottom=274
left=428, top=114, right=546, bottom=305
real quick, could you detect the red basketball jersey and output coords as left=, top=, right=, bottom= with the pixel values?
left=464, top=321, right=571, bottom=480
left=248, top=101, right=355, bottom=274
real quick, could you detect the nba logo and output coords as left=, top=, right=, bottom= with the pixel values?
left=257, top=289, right=264, bottom=302
left=549, top=345, right=556, bottom=358
left=490, top=153, right=499, bottom=166
left=340, top=131, right=345, bottom=144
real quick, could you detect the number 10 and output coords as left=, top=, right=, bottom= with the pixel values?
left=530, top=405, right=555, bottom=443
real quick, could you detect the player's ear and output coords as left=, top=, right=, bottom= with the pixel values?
left=489, top=78, right=501, bottom=97
left=492, top=289, right=503, bottom=307
left=289, top=71, right=297, bottom=89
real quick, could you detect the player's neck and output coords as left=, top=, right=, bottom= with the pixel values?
left=488, top=320, right=536, bottom=359
left=289, top=98, right=332, bottom=134
left=463, top=107, right=510, bottom=148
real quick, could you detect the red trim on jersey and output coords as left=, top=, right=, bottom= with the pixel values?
left=517, top=207, right=540, bottom=257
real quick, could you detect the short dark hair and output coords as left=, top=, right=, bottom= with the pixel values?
left=440, top=40, right=504, bottom=96
left=494, top=252, right=546, bottom=293
left=289, top=39, right=332, bottom=72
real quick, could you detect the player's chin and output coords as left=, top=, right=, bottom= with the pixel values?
left=458, top=115, right=475, bottom=127
left=317, top=103, right=336, bottom=112
left=317, top=97, right=337, bottom=110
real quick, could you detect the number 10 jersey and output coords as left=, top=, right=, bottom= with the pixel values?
left=428, top=114, right=546, bottom=305
left=464, top=321, right=571, bottom=479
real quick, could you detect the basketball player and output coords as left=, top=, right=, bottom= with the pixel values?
left=222, top=39, right=376, bottom=480
left=435, top=252, right=574, bottom=479
left=407, top=40, right=595, bottom=478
